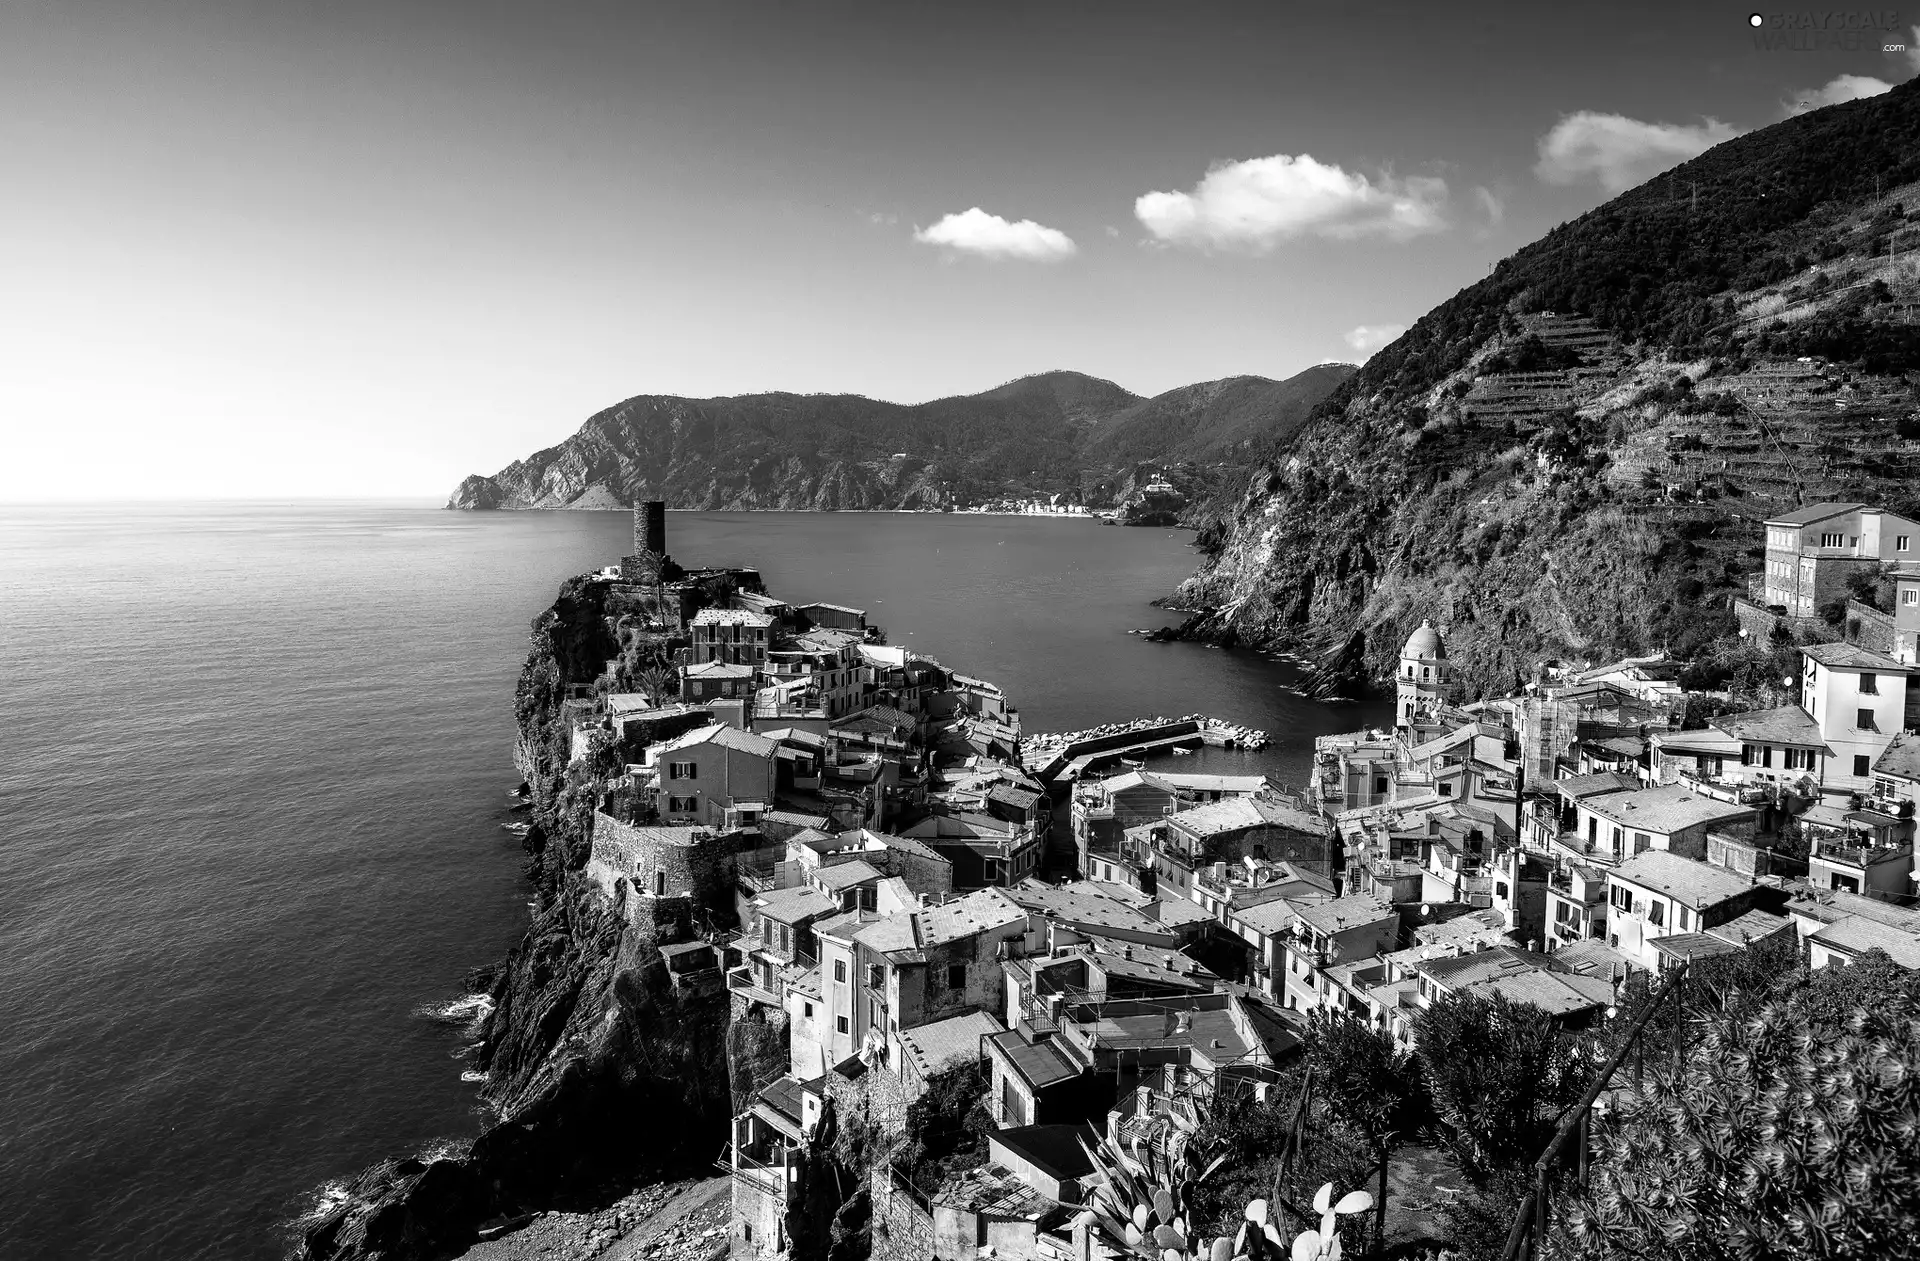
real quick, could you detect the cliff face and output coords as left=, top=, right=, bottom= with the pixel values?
left=446, top=368, right=1352, bottom=513
left=299, top=580, right=739, bottom=1261
left=1174, top=83, right=1920, bottom=698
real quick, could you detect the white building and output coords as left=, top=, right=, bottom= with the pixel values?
left=1799, top=642, right=1916, bottom=791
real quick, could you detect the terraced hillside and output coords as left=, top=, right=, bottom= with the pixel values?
left=1175, top=79, right=1920, bottom=697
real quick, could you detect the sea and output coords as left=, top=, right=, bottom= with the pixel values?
left=0, top=502, right=1391, bottom=1260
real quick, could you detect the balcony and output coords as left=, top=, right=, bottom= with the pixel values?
left=1811, top=839, right=1912, bottom=870
left=727, top=965, right=782, bottom=1008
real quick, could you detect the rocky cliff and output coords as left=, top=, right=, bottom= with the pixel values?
left=1171, top=81, right=1920, bottom=698
left=299, top=578, right=738, bottom=1261
left=446, top=367, right=1353, bottom=514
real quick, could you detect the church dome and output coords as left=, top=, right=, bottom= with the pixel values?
left=1402, top=619, right=1446, bottom=661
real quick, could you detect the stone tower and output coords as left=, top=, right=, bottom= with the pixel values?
left=1396, top=619, right=1449, bottom=729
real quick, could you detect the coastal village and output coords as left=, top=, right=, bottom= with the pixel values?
left=555, top=500, right=1920, bottom=1261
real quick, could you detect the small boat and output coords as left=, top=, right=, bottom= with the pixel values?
left=502, top=822, right=531, bottom=835
left=1171, top=747, right=1195, bottom=756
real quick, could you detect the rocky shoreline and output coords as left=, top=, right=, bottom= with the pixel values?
left=296, top=580, right=738, bottom=1261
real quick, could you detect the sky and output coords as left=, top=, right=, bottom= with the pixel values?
left=4, top=0, right=1918, bottom=499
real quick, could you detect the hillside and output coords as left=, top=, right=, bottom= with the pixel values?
left=1175, top=78, right=1920, bottom=696
left=446, top=366, right=1352, bottom=513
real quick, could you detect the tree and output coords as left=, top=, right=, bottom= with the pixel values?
left=1414, top=991, right=1583, bottom=1178
left=1304, top=1011, right=1431, bottom=1251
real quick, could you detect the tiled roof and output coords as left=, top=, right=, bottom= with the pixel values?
left=658, top=723, right=778, bottom=758
left=1548, top=938, right=1635, bottom=981
left=897, top=1009, right=1005, bottom=1080
left=685, top=661, right=755, bottom=678
left=1165, top=797, right=1267, bottom=836
left=1554, top=771, right=1642, bottom=800
left=1809, top=915, right=1920, bottom=968
left=812, top=859, right=883, bottom=892
left=1417, top=945, right=1550, bottom=990
left=1609, top=850, right=1754, bottom=909
left=1154, top=772, right=1269, bottom=794
left=753, top=886, right=837, bottom=924
left=1583, top=785, right=1756, bottom=835
left=1295, top=894, right=1395, bottom=936
left=1651, top=933, right=1744, bottom=965
left=854, top=888, right=1027, bottom=957
left=800, top=601, right=866, bottom=617
left=1873, top=732, right=1920, bottom=782
left=1800, top=641, right=1910, bottom=672
left=1705, top=908, right=1794, bottom=947
left=691, top=607, right=772, bottom=627
left=987, top=784, right=1043, bottom=810
left=1005, top=883, right=1167, bottom=938
left=1229, top=896, right=1321, bottom=936
left=1464, top=968, right=1608, bottom=1017
left=1711, top=705, right=1827, bottom=747
left=1764, top=501, right=1866, bottom=526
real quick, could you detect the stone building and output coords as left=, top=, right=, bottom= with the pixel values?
left=584, top=812, right=732, bottom=942
left=1761, top=502, right=1920, bottom=617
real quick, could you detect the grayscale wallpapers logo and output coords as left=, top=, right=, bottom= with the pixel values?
left=1747, top=10, right=1906, bottom=50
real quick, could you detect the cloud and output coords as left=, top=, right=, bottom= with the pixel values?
left=1133, top=154, right=1449, bottom=251
left=912, top=208, right=1077, bottom=261
left=1344, top=324, right=1407, bottom=355
left=1534, top=112, right=1742, bottom=194
left=1784, top=73, right=1893, bottom=116
left=863, top=210, right=899, bottom=227
left=1472, top=185, right=1504, bottom=228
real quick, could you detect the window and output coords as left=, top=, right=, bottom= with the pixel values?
left=1496, top=881, right=1510, bottom=899
left=1820, top=532, right=1844, bottom=547
left=1857, top=709, right=1877, bottom=732
left=866, top=964, right=884, bottom=989
left=1898, top=535, right=1912, bottom=552
left=1439, top=783, right=1453, bottom=797
left=1855, top=755, right=1872, bottom=777
left=1374, top=776, right=1388, bottom=795
left=668, top=795, right=698, bottom=814
left=1611, top=885, right=1632, bottom=911
left=1405, top=665, right=1414, bottom=677
left=1647, top=902, right=1664, bottom=927
left=947, top=963, right=966, bottom=990
left=1633, top=832, right=1650, bottom=853
left=1904, top=589, right=1919, bottom=606
left=654, top=870, right=667, bottom=896
left=833, top=960, right=846, bottom=983
left=836, top=1015, right=848, bottom=1034
left=667, top=760, right=696, bottom=780
left=1861, top=673, right=1879, bottom=695
left=1678, top=906, right=1691, bottom=931
left=803, top=1002, right=814, bottom=1019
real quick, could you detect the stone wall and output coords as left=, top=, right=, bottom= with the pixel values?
left=1845, top=598, right=1897, bottom=655
left=869, top=1164, right=935, bottom=1261
left=1731, top=597, right=1841, bottom=645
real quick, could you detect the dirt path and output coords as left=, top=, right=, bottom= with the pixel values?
left=457, top=1176, right=731, bottom=1261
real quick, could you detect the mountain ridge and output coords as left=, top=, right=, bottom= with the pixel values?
left=1174, top=80, right=1920, bottom=696
left=446, top=365, right=1354, bottom=513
